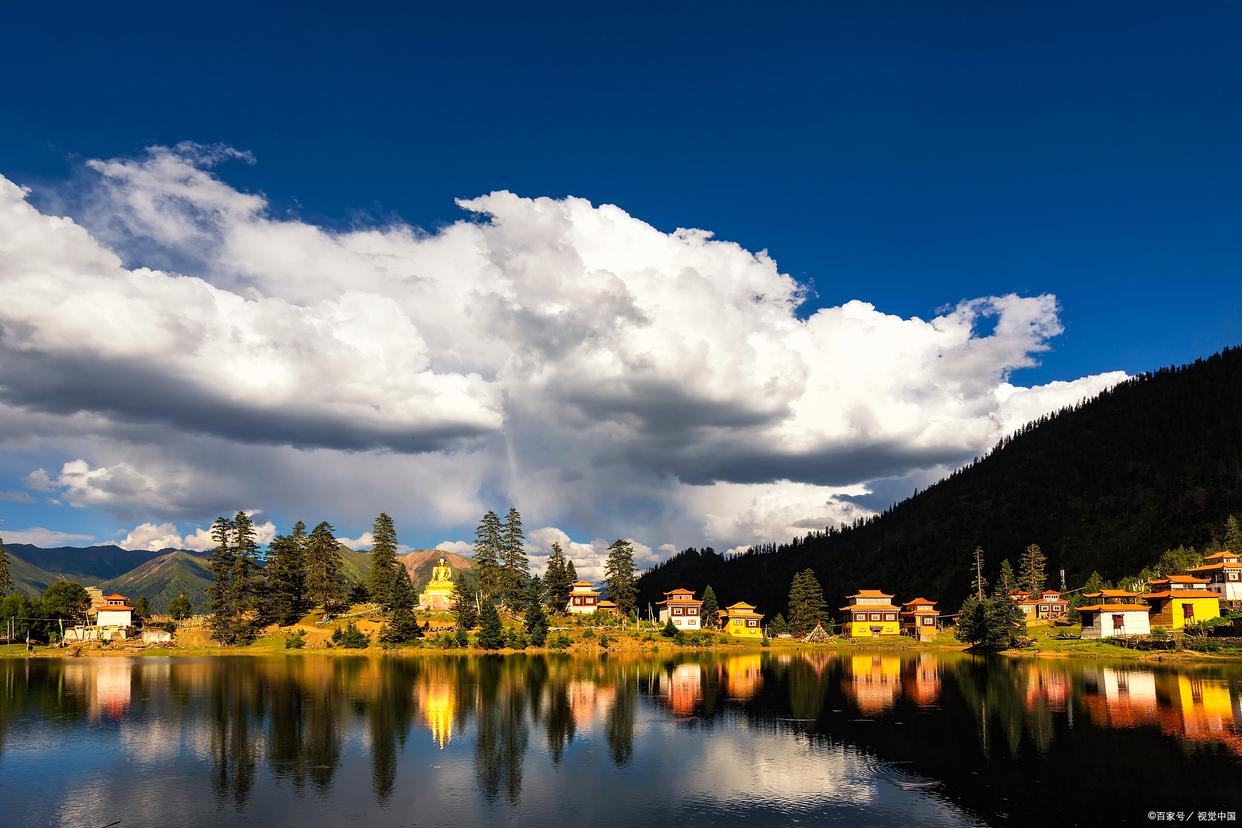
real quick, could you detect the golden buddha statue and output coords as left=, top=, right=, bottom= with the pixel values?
left=418, top=556, right=457, bottom=611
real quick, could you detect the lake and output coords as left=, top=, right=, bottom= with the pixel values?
left=1, top=652, right=1240, bottom=826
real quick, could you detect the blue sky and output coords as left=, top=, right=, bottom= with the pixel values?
left=0, top=3, right=1238, bottom=565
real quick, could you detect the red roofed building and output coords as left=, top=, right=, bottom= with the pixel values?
left=1010, top=589, right=1069, bottom=625
left=656, top=588, right=703, bottom=631
left=1185, top=551, right=1242, bottom=601
left=899, top=598, right=940, bottom=641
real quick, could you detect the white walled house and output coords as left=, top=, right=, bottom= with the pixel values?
left=656, top=589, right=703, bottom=630
left=94, top=594, right=135, bottom=629
left=565, top=581, right=601, bottom=614
left=1186, top=551, right=1242, bottom=601
left=1078, top=603, right=1152, bottom=639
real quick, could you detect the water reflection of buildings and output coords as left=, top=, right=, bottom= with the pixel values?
left=1161, top=675, right=1242, bottom=754
left=665, top=663, right=703, bottom=716
left=720, top=655, right=763, bottom=701
left=901, top=655, right=942, bottom=707
left=63, top=660, right=134, bottom=721
left=1022, top=665, right=1069, bottom=712
left=846, top=655, right=902, bottom=714
left=421, top=682, right=455, bottom=749
left=1081, top=667, right=1159, bottom=729
left=568, top=679, right=614, bottom=727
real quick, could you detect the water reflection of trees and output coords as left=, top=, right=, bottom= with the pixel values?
left=3, top=652, right=1240, bottom=818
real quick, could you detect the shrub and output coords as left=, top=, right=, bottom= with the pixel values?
left=598, top=634, right=611, bottom=649
left=331, top=622, right=369, bottom=649
left=284, top=630, right=306, bottom=649
left=455, top=629, right=470, bottom=648
left=550, top=633, right=572, bottom=650
left=761, top=638, right=771, bottom=648
left=661, top=619, right=678, bottom=638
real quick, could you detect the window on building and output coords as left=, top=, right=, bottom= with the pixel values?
left=884, top=613, right=896, bottom=621
left=673, top=607, right=683, bottom=615
left=1183, top=604, right=1195, bottom=623
left=747, top=619, right=758, bottom=627
left=922, top=616, right=934, bottom=626
left=1112, top=614, right=1124, bottom=631
left=869, top=613, right=881, bottom=621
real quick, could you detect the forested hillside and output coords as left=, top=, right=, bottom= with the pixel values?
left=638, top=345, right=1242, bottom=616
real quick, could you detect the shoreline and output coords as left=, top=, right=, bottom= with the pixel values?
left=5, top=635, right=1240, bottom=665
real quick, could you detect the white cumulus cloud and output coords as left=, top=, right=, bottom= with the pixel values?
left=0, top=144, right=1128, bottom=558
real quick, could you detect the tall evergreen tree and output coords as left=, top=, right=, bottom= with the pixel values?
left=476, top=600, right=504, bottom=649
left=473, top=511, right=504, bottom=601
left=1019, top=543, right=1048, bottom=595
left=524, top=576, right=549, bottom=646
left=380, top=567, right=422, bottom=645
left=231, top=511, right=262, bottom=627
left=1224, top=515, right=1242, bottom=553
left=787, top=569, right=828, bottom=636
left=207, top=515, right=237, bottom=644
left=368, top=512, right=401, bottom=609
left=265, top=521, right=308, bottom=625
left=603, top=539, right=637, bottom=614
left=0, top=536, right=12, bottom=596
left=543, top=542, right=571, bottom=612
left=700, top=585, right=720, bottom=630
left=306, top=521, right=344, bottom=614
left=995, top=558, right=1016, bottom=596
left=499, top=507, right=529, bottom=611
left=452, top=571, right=478, bottom=630
left=566, top=559, right=577, bottom=586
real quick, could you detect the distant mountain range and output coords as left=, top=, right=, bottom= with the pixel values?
left=638, top=345, right=1242, bottom=617
left=4, top=541, right=474, bottom=613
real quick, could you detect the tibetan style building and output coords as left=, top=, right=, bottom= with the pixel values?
left=566, top=581, right=600, bottom=614
left=718, top=601, right=763, bottom=638
left=841, top=589, right=900, bottom=637
left=1185, top=550, right=1242, bottom=602
left=656, top=588, right=703, bottom=631
left=899, top=597, right=939, bottom=640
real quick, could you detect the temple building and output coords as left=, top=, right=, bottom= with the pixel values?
left=1078, top=601, right=1152, bottom=639
left=718, top=601, right=763, bottom=638
left=840, top=589, right=900, bottom=637
left=1186, top=550, right=1242, bottom=601
left=656, top=588, right=703, bottom=631
left=1008, top=589, right=1069, bottom=625
left=418, top=556, right=458, bottom=611
left=566, top=581, right=600, bottom=614
left=1142, top=584, right=1221, bottom=629
left=898, top=597, right=939, bottom=640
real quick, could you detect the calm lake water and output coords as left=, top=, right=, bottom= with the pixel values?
left=1, top=652, right=1241, bottom=826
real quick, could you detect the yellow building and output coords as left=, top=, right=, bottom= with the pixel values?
left=718, top=601, right=763, bottom=639
left=418, top=556, right=458, bottom=611
left=1142, top=585, right=1221, bottom=629
left=840, top=589, right=901, bottom=637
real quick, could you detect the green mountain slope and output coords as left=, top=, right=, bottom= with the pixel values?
left=638, top=345, right=1242, bottom=617
left=5, top=551, right=60, bottom=597
left=5, top=543, right=162, bottom=582
left=99, top=550, right=213, bottom=613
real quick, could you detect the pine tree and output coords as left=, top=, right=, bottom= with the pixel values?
left=1224, top=515, right=1242, bottom=554
left=1158, top=545, right=1201, bottom=575
left=380, top=567, right=422, bottom=646
left=169, top=592, right=192, bottom=621
left=133, top=596, right=151, bottom=623
left=473, top=511, right=504, bottom=601
left=306, top=521, right=344, bottom=614
left=971, top=547, right=987, bottom=599
left=1082, top=571, right=1104, bottom=594
left=995, top=558, right=1016, bottom=597
left=956, top=594, right=1026, bottom=651
left=700, top=585, right=720, bottom=630
left=477, top=600, right=504, bottom=649
left=566, top=559, right=577, bottom=588
left=231, top=511, right=262, bottom=632
left=787, top=569, right=828, bottom=636
left=452, top=572, right=478, bottom=630
left=265, top=522, right=307, bottom=625
left=0, top=536, right=12, bottom=596
left=207, top=515, right=236, bottom=644
left=499, top=507, right=529, bottom=611
left=1019, top=543, right=1048, bottom=595
left=543, top=542, right=571, bottom=612
left=768, top=613, right=789, bottom=636
left=524, top=576, right=549, bottom=646
left=603, top=539, right=637, bottom=614
left=368, top=512, right=400, bottom=609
